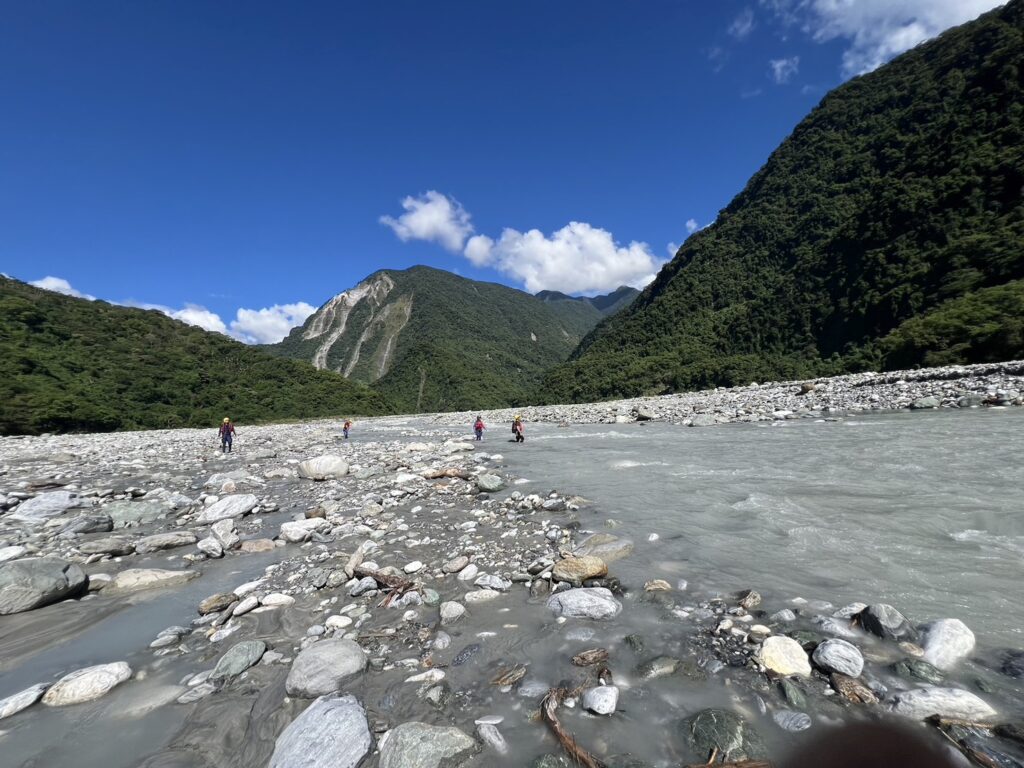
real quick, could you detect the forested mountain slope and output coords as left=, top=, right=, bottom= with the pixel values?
left=0, top=277, right=388, bottom=434
left=541, top=0, right=1024, bottom=403
left=271, top=265, right=626, bottom=412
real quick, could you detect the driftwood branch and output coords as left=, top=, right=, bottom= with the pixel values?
left=541, top=688, right=605, bottom=768
left=352, top=565, right=418, bottom=607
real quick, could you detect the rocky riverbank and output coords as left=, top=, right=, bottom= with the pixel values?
left=428, top=359, right=1024, bottom=428
left=1, top=362, right=1023, bottom=767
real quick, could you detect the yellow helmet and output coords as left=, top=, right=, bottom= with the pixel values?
left=223, top=417, right=230, bottom=423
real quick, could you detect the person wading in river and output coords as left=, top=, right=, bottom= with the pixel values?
left=474, top=416, right=486, bottom=441
left=218, top=417, right=236, bottom=453
left=343, top=419, right=353, bottom=440
left=512, top=415, right=525, bottom=443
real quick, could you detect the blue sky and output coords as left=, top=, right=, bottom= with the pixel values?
left=1, top=1, right=1004, bottom=342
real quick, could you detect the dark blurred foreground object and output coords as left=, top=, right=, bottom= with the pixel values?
left=780, top=722, right=958, bottom=768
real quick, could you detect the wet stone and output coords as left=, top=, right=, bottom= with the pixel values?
left=637, top=656, right=681, bottom=680
left=857, top=604, right=917, bottom=641
left=893, top=659, right=945, bottom=684
left=679, top=708, right=767, bottom=763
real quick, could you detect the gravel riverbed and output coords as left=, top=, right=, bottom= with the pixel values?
left=1, top=361, right=1023, bottom=767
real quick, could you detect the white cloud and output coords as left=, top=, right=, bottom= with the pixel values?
left=463, top=221, right=665, bottom=294
left=686, top=218, right=700, bottom=234
left=769, top=55, right=800, bottom=83
left=31, top=276, right=95, bottom=300
left=666, top=241, right=680, bottom=256
left=464, top=234, right=495, bottom=267
left=229, top=302, right=317, bottom=344
left=729, top=7, right=757, bottom=39
left=380, top=190, right=474, bottom=253
left=761, top=0, right=1006, bottom=76
left=121, top=299, right=314, bottom=343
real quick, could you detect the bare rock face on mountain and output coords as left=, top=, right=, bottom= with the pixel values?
left=270, top=265, right=636, bottom=412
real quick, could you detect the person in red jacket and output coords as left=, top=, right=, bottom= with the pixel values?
left=218, top=417, right=236, bottom=453
left=474, top=416, right=486, bottom=441
left=512, top=415, right=525, bottom=443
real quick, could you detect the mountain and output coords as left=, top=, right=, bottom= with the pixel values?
left=270, top=265, right=623, bottom=412
left=535, top=285, right=640, bottom=318
left=541, top=1, right=1024, bottom=403
left=0, top=277, right=389, bottom=435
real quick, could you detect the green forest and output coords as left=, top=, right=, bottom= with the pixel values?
left=0, top=277, right=389, bottom=434
left=541, top=0, right=1024, bottom=403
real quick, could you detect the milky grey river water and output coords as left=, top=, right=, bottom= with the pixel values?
left=507, top=408, right=1024, bottom=648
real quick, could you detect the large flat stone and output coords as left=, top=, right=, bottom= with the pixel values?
left=379, top=722, right=477, bottom=768
left=0, top=557, right=88, bottom=615
left=285, top=639, right=367, bottom=698
left=42, top=662, right=132, bottom=706
left=106, top=568, right=198, bottom=593
left=269, top=694, right=372, bottom=768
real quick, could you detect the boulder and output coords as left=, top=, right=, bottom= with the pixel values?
left=105, top=500, right=167, bottom=528
left=911, top=396, right=941, bottom=410
left=476, top=474, right=505, bottom=493
left=546, top=588, right=622, bottom=620
left=240, top=538, right=276, bottom=553
left=211, top=640, right=266, bottom=682
left=78, top=537, right=135, bottom=556
left=195, top=494, right=258, bottom=525
left=197, top=537, right=224, bottom=558
left=811, top=639, right=864, bottom=677
left=0, top=683, right=48, bottom=720
left=212, top=518, right=240, bottom=549
left=286, top=639, right=367, bottom=698
left=858, top=604, right=917, bottom=641
left=7, top=491, right=86, bottom=522
left=571, top=533, right=634, bottom=563
left=135, top=531, right=198, bottom=554
left=0, top=557, right=88, bottom=615
left=679, top=708, right=767, bottom=763
left=106, top=568, right=198, bottom=593
left=58, top=513, right=114, bottom=536
left=757, top=636, right=811, bottom=677
left=280, top=518, right=330, bottom=543
left=551, top=556, right=608, bottom=585
left=42, top=662, right=132, bottom=706
left=269, top=694, right=372, bottom=768
left=198, top=593, right=237, bottom=615
left=0, top=545, right=28, bottom=563
left=689, top=414, right=719, bottom=427
left=379, top=722, right=478, bottom=768
left=920, top=619, right=975, bottom=671
left=888, top=688, right=996, bottom=721
left=297, top=456, right=349, bottom=481
left=443, top=556, right=469, bottom=574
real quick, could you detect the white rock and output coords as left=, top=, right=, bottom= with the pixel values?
left=757, top=636, right=811, bottom=676
left=0, top=546, right=28, bottom=563
left=439, top=601, right=466, bottom=626
left=106, top=568, right=198, bottom=593
left=0, top=684, right=48, bottom=720
left=197, top=537, right=224, bottom=558
left=268, top=694, right=371, bottom=768
left=297, top=456, right=349, bottom=481
left=545, top=588, right=622, bottom=620
left=280, top=518, right=329, bottom=543
left=921, top=619, right=975, bottom=671
left=403, top=561, right=424, bottom=574
left=261, top=593, right=295, bottom=607
left=888, top=688, right=996, bottom=721
left=582, top=685, right=619, bottom=715
left=42, top=662, right=132, bottom=706
left=812, top=639, right=864, bottom=677
left=464, top=589, right=500, bottom=604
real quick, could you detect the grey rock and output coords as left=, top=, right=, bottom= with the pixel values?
left=135, top=531, right=198, bottom=554
left=476, top=474, right=505, bottom=493
left=1001, top=650, right=1024, bottom=679
left=911, top=396, right=941, bottom=409
left=379, top=721, right=477, bottom=768
left=8, top=491, right=86, bottom=522
left=812, top=639, right=864, bottom=677
left=636, top=656, right=681, bottom=680
left=476, top=722, right=508, bottom=754
left=957, top=393, right=984, bottom=408
left=888, top=688, right=996, bottom=721
left=106, top=568, right=198, bottom=593
left=105, top=500, right=167, bottom=528
left=349, top=576, right=378, bottom=597
left=79, top=536, right=135, bottom=556
left=269, top=694, right=372, bottom=768
left=197, top=537, right=224, bottom=558
left=212, top=518, right=240, bottom=549
left=689, top=413, right=719, bottom=427
left=285, top=639, right=367, bottom=698
left=679, top=708, right=767, bottom=763
left=773, top=710, right=812, bottom=732
left=546, top=588, right=622, bottom=620
left=442, top=555, right=469, bottom=574
left=59, top=513, right=113, bottom=535
left=440, top=601, right=466, bottom=625
left=195, top=494, right=258, bottom=524
left=572, top=533, right=634, bottom=562
left=858, top=604, right=917, bottom=641
left=211, top=640, right=266, bottom=682
left=0, top=557, right=88, bottom=615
